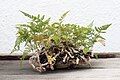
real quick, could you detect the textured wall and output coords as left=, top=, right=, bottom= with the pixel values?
left=0, top=0, right=120, bottom=54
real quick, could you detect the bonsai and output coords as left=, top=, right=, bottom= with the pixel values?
left=11, top=11, right=111, bottom=72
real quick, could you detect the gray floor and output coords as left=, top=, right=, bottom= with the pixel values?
left=0, top=58, right=120, bottom=80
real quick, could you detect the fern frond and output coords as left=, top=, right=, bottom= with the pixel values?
left=95, top=24, right=111, bottom=33
left=87, top=20, right=94, bottom=27
left=59, top=11, right=69, bottom=23
left=18, top=24, right=31, bottom=28
left=20, top=47, right=31, bottom=66
left=20, top=11, right=41, bottom=22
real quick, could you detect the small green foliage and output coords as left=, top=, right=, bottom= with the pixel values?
left=94, top=53, right=98, bottom=59
left=95, top=24, right=111, bottom=33
left=11, top=11, right=111, bottom=61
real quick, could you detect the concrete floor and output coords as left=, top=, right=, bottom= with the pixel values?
left=0, top=58, right=120, bottom=80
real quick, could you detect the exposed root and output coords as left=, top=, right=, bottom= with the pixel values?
left=29, top=44, right=92, bottom=72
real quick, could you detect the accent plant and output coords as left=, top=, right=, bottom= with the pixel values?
left=11, top=11, right=111, bottom=72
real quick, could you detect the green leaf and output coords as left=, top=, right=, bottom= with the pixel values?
left=61, top=11, right=69, bottom=19
left=19, top=24, right=31, bottom=28
left=20, top=11, right=41, bottom=22
left=37, top=14, right=40, bottom=19
left=44, top=18, right=51, bottom=24
left=88, top=20, right=94, bottom=27
left=14, top=37, right=23, bottom=49
left=101, top=24, right=111, bottom=30
left=83, top=47, right=89, bottom=54
left=41, top=15, right=45, bottom=20
left=97, top=35, right=105, bottom=40
left=59, top=11, right=69, bottom=23
left=95, top=26, right=99, bottom=32
left=94, top=53, right=98, bottom=59
left=20, top=11, right=32, bottom=18
left=20, top=47, right=31, bottom=64
left=52, top=35, right=60, bottom=43
left=95, top=24, right=111, bottom=33
left=96, top=39, right=105, bottom=46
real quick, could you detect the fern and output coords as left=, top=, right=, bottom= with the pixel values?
left=87, top=20, right=94, bottom=27
left=95, top=24, right=111, bottom=33
left=11, top=11, right=111, bottom=63
left=59, top=11, right=69, bottom=24
left=20, top=11, right=41, bottom=22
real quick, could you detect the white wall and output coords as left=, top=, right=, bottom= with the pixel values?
left=0, top=0, right=120, bottom=54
